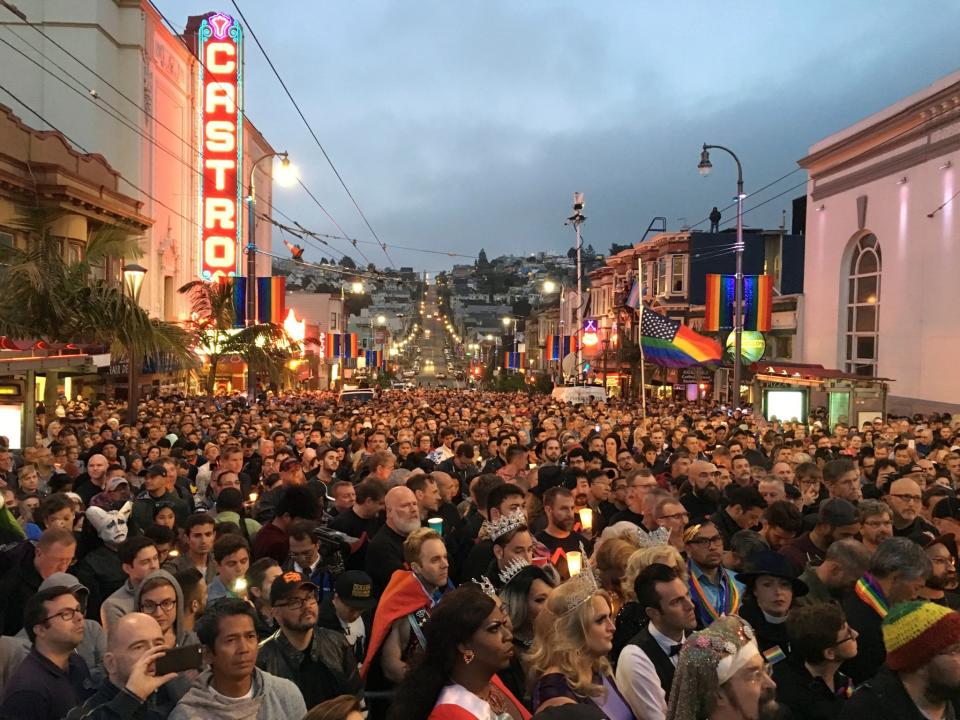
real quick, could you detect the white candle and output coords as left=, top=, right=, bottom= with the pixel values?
left=567, top=551, right=582, bottom=577
left=579, top=508, right=593, bottom=532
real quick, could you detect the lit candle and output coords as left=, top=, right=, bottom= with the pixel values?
left=232, top=577, right=248, bottom=596
left=579, top=508, right=593, bottom=532
left=248, top=492, right=258, bottom=502
left=567, top=551, right=582, bottom=577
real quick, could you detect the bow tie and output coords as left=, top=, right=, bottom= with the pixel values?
left=668, top=643, right=682, bottom=657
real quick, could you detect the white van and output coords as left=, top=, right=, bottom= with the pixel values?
left=551, top=385, right=607, bottom=404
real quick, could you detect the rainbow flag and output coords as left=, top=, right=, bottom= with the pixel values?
left=325, top=333, right=358, bottom=359
left=256, top=276, right=286, bottom=324
left=744, top=274, right=773, bottom=332
left=640, top=307, right=722, bottom=368
left=364, top=349, right=383, bottom=368
left=545, top=335, right=578, bottom=362
left=504, top=352, right=526, bottom=370
left=219, top=276, right=246, bottom=328
left=703, top=274, right=735, bottom=332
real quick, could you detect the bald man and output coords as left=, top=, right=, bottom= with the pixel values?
left=75, top=454, right=110, bottom=506
left=67, top=613, right=180, bottom=719
left=365, top=486, right=422, bottom=594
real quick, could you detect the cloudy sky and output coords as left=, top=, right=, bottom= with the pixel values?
left=169, top=0, right=960, bottom=270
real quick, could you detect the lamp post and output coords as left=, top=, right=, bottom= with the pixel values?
left=122, top=263, right=147, bottom=426
left=567, top=193, right=586, bottom=385
left=699, top=143, right=745, bottom=406
left=246, top=151, right=296, bottom=402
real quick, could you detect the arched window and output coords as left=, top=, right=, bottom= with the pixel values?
left=844, top=234, right=881, bottom=376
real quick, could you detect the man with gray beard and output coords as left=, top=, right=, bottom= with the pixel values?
left=365, top=486, right=421, bottom=595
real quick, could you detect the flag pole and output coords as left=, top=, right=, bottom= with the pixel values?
left=638, top=256, right=647, bottom=419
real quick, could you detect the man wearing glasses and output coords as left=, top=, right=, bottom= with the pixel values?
left=256, top=571, right=363, bottom=709
left=885, top=476, right=937, bottom=544
left=684, top=521, right=745, bottom=629
left=0, top=586, right=92, bottom=720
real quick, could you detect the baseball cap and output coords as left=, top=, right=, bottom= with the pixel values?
left=934, top=497, right=960, bottom=520
left=334, top=570, right=376, bottom=610
left=279, top=457, right=302, bottom=472
left=145, top=464, right=167, bottom=478
left=105, top=477, right=129, bottom=491
left=269, top=570, right=318, bottom=605
left=817, top=497, right=859, bottom=527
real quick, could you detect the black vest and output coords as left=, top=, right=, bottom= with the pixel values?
left=627, top=625, right=677, bottom=695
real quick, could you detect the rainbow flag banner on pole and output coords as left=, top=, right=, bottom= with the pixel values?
left=325, top=333, right=358, bottom=359
left=545, top=335, right=578, bottom=362
left=364, top=349, right=383, bottom=368
left=503, top=352, right=526, bottom=370
left=641, top=307, right=722, bottom=368
left=743, top=274, right=773, bottom=332
left=703, top=274, right=735, bottom=332
left=256, top=276, right=286, bottom=324
left=219, top=276, right=247, bottom=328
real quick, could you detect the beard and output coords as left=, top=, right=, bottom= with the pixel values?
left=928, top=572, right=958, bottom=590
left=396, top=516, right=422, bottom=536
left=698, top=485, right=721, bottom=505
left=757, top=687, right=780, bottom=720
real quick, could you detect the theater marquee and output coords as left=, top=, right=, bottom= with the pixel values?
left=197, top=12, right=243, bottom=280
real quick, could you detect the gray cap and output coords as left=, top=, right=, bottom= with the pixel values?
left=39, top=572, right=89, bottom=611
left=818, top=497, right=859, bottom=527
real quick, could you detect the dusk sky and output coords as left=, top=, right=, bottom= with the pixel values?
left=169, top=1, right=960, bottom=270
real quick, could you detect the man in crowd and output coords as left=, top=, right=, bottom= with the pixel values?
left=858, top=499, right=894, bottom=554
left=164, top=513, right=217, bottom=582
left=0, top=527, right=76, bottom=635
left=917, top=535, right=960, bottom=609
left=841, top=602, right=960, bottom=720
left=535, top=486, right=589, bottom=580
left=714, top=486, right=767, bottom=549
left=100, top=536, right=159, bottom=634
left=680, top=460, right=723, bottom=524
left=317, top=570, right=375, bottom=665
left=284, top=520, right=335, bottom=598
left=842, top=536, right=932, bottom=684
left=366, top=485, right=421, bottom=594
left=885, top=475, right=937, bottom=543
left=617, top=563, right=698, bottom=720
left=252, top=486, right=319, bottom=564
left=407, top=473, right=442, bottom=524
left=780, top=498, right=861, bottom=572
left=257, top=570, right=363, bottom=708
left=684, top=520, right=745, bottom=628
left=796, top=538, right=871, bottom=607
left=0, top=586, right=92, bottom=720
left=330, top=479, right=386, bottom=571
left=169, top=598, right=306, bottom=719
left=775, top=602, right=859, bottom=720
left=609, top=467, right=657, bottom=527
left=207, top=534, right=251, bottom=604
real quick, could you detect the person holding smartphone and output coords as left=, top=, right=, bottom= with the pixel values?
left=66, top=612, right=181, bottom=720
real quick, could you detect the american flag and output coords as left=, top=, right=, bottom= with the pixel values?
left=641, top=307, right=681, bottom=341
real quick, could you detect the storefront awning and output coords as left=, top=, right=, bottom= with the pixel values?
left=749, top=362, right=892, bottom=386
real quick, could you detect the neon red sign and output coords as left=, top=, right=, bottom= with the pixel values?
left=197, top=12, right=243, bottom=280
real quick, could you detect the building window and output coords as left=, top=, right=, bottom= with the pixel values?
left=844, top=234, right=881, bottom=376
left=671, top=255, right=685, bottom=294
left=656, top=257, right=667, bottom=296
left=330, top=312, right=338, bottom=331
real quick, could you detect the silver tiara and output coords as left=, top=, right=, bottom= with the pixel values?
left=498, top=557, right=531, bottom=587
left=559, top=543, right=600, bottom=617
left=474, top=576, right=497, bottom=599
left=488, top=509, right=528, bottom=543
left=637, top=526, right=672, bottom=549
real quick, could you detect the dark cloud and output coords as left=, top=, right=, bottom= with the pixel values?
left=173, top=0, right=960, bottom=268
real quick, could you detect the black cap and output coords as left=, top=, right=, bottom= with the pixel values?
left=817, top=498, right=859, bottom=527
left=269, top=570, right=318, bottom=605
left=934, top=497, right=960, bottom=520
left=334, top=570, right=376, bottom=610
left=737, top=549, right=809, bottom=596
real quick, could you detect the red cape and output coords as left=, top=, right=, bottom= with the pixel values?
left=361, top=568, right=431, bottom=679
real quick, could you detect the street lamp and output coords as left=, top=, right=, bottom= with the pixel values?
left=542, top=279, right=556, bottom=294
left=351, top=281, right=364, bottom=294
left=246, top=150, right=296, bottom=401
left=698, top=143, right=745, bottom=406
left=122, top=263, right=147, bottom=426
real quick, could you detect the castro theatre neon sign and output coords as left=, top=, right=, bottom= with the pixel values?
left=197, top=12, right=243, bottom=280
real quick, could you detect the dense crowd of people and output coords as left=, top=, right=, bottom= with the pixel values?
left=0, top=387, right=958, bottom=720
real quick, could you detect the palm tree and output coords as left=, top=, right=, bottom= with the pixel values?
left=178, top=279, right=298, bottom=394
left=0, top=208, right=196, bottom=407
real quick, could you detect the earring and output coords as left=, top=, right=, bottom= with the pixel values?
left=463, top=649, right=475, bottom=664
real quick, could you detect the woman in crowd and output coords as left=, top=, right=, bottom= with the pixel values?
left=737, top=549, right=808, bottom=655
left=593, top=536, right=638, bottom=616
left=611, top=536, right=684, bottom=661
left=529, top=572, right=634, bottom=718
left=304, top=694, right=364, bottom=720
left=497, top=560, right=558, bottom=708
left=389, top=584, right=529, bottom=720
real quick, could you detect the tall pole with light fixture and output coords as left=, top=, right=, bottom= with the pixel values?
left=246, top=151, right=294, bottom=402
left=122, top=263, right=147, bottom=427
left=699, top=144, right=744, bottom=406
left=567, top=193, right=586, bottom=385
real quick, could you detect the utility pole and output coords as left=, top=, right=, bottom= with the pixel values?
left=567, top=192, right=586, bottom=386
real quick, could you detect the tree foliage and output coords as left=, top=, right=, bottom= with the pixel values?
left=0, top=208, right=194, bottom=365
left=178, top=280, right=297, bottom=394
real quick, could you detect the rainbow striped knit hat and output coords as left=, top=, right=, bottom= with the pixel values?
left=882, top=601, right=960, bottom=672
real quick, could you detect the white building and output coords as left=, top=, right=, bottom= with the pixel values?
left=799, top=69, right=960, bottom=414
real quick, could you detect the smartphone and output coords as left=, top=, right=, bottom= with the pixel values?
left=155, top=644, right=204, bottom=675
